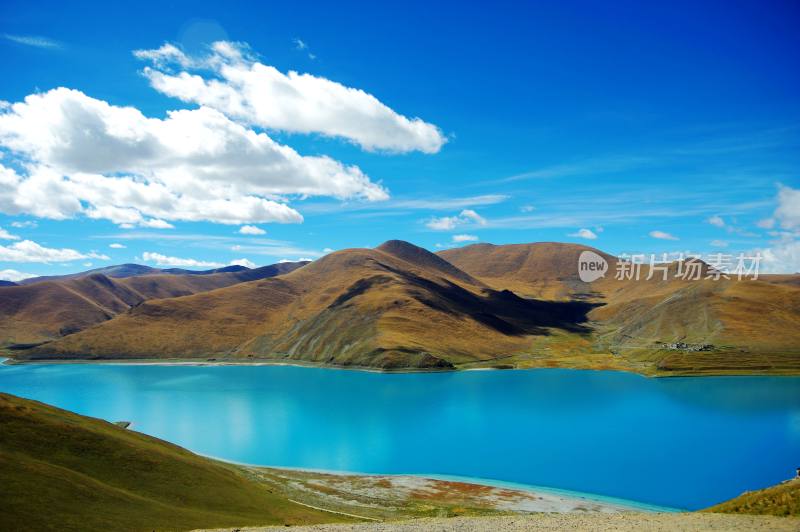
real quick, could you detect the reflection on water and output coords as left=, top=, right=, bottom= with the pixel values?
left=1, top=363, right=798, bottom=510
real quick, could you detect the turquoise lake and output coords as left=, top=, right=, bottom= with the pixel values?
left=1, top=362, right=799, bottom=510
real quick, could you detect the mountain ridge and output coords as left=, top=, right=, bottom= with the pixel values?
left=5, top=240, right=800, bottom=375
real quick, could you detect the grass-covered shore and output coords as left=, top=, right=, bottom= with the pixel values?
left=2, top=392, right=798, bottom=531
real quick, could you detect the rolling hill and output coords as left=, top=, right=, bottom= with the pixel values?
left=6, top=240, right=800, bottom=375
left=0, top=393, right=344, bottom=531
left=440, top=242, right=800, bottom=374
left=15, top=240, right=594, bottom=369
left=0, top=261, right=308, bottom=347
left=705, top=478, right=800, bottom=516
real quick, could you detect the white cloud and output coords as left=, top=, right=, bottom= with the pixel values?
left=452, top=234, right=479, bottom=242
left=139, top=219, right=174, bottom=229
left=239, top=225, right=266, bottom=235
left=278, top=257, right=313, bottom=263
left=142, top=251, right=260, bottom=269
left=109, top=243, right=126, bottom=249
left=426, top=209, right=486, bottom=231
left=568, top=228, right=598, bottom=240
left=0, top=239, right=97, bottom=263
left=3, top=34, right=61, bottom=49
left=141, top=252, right=224, bottom=268
left=0, top=87, right=387, bottom=226
left=229, top=257, right=256, bottom=268
left=520, top=205, right=535, bottom=213
left=759, top=240, right=800, bottom=274
left=0, top=268, right=37, bottom=282
left=0, top=226, right=19, bottom=240
left=649, top=230, right=679, bottom=241
left=10, top=220, right=37, bottom=228
left=323, top=247, right=334, bottom=253
left=707, top=215, right=725, bottom=227
left=135, top=41, right=446, bottom=153
left=710, top=239, right=728, bottom=247
left=774, top=185, right=800, bottom=229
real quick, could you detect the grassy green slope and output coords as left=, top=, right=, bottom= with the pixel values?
left=705, top=479, right=800, bottom=517
left=0, top=393, right=345, bottom=532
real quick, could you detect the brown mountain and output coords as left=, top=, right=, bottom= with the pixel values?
left=440, top=242, right=800, bottom=374
left=0, top=261, right=308, bottom=347
left=7, top=241, right=800, bottom=375
left=15, top=241, right=594, bottom=369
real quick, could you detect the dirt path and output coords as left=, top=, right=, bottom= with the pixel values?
left=198, top=513, right=800, bottom=531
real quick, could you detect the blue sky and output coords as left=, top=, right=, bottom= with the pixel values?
left=1, top=0, right=799, bottom=279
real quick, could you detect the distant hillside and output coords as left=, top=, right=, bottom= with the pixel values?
left=17, top=241, right=593, bottom=369
left=440, top=243, right=800, bottom=375
left=0, top=280, right=17, bottom=287
left=18, top=262, right=253, bottom=285
left=438, top=242, right=616, bottom=300
left=0, top=393, right=342, bottom=531
left=0, top=261, right=309, bottom=347
left=705, top=478, right=800, bottom=516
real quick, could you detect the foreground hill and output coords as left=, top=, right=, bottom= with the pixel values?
left=704, top=478, right=800, bottom=517
left=16, top=241, right=594, bottom=369
left=0, top=261, right=308, bottom=346
left=0, top=393, right=341, bottom=531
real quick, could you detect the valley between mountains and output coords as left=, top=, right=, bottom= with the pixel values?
left=2, top=240, right=799, bottom=375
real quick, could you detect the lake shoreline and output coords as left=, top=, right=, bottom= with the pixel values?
left=4, top=355, right=800, bottom=378
left=197, top=452, right=679, bottom=513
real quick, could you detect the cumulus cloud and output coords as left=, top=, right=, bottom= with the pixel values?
left=141, top=251, right=259, bottom=269
left=568, top=228, right=598, bottom=240
left=141, top=252, right=224, bottom=268
left=109, top=243, right=126, bottom=249
left=759, top=240, right=800, bottom=273
left=0, top=239, right=107, bottom=263
left=239, top=225, right=266, bottom=235
left=135, top=41, right=446, bottom=153
left=426, top=209, right=487, bottom=231
left=707, top=215, right=725, bottom=228
left=0, top=268, right=37, bottom=282
left=0, top=87, right=388, bottom=226
left=229, top=257, right=256, bottom=268
left=774, top=185, right=800, bottom=229
left=649, top=230, right=679, bottom=241
left=0, top=226, right=19, bottom=240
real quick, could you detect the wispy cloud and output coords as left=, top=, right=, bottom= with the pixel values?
left=649, top=230, right=679, bottom=241
left=95, top=232, right=324, bottom=259
left=303, top=194, right=508, bottom=215
left=3, top=34, right=62, bottom=49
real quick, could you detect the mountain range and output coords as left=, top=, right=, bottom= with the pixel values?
left=2, top=240, right=798, bottom=375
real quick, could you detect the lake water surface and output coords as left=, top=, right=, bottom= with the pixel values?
left=1, top=362, right=799, bottom=510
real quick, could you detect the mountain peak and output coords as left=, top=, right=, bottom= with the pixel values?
left=376, top=240, right=481, bottom=285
